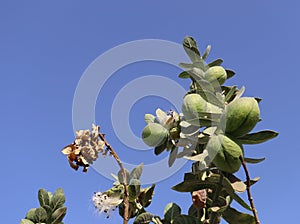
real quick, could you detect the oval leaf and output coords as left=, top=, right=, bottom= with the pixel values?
left=128, top=179, right=141, bottom=201
left=168, top=147, right=178, bottom=167
left=244, top=157, right=265, bottom=164
left=133, top=212, right=153, bottom=224
left=178, top=71, right=191, bottom=79
left=139, top=184, right=155, bottom=208
left=154, top=141, right=167, bottom=155
left=50, top=191, right=66, bottom=211
left=25, top=208, right=36, bottom=222
left=118, top=169, right=131, bottom=184
left=50, top=207, right=67, bottom=224
left=164, top=203, right=181, bottom=223
left=223, top=207, right=255, bottom=224
left=238, top=130, right=278, bottom=144
left=20, top=219, right=35, bottom=224
left=130, top=163, right=144, bottom=180
left=34, top=207, right=47, bottom=222
left=208, top=58, right=223, bottom=67
left=38, top=189, right=50, bottom=207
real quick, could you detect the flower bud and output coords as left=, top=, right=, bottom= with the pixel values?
left=142, top=123, right=168, bottom=147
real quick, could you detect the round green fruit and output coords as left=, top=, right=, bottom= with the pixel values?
left=205, top=66, right=227, bottom=86
left=182, top=93, right=221, bottom=126
left=207, top=134, right=242, bottom=173
left=142, top=123, right=168, bottom=147
left=221, top=97, right=260, bottom=137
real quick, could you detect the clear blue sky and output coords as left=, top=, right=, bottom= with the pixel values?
left=1, top=1, right=299, bottom=223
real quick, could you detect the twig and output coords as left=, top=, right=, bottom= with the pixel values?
left=99, top=132, right=129, bottom=224
left=209, top=173, right=223, bottom=224
left=240, top=156, right=260, bottom=224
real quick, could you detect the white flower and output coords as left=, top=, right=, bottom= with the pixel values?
left=93, top=192, right=123, bottom=218
left=74, top=124, right=105, bottom=164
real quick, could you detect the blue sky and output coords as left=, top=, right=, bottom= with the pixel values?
left=1, top=1, right=299, bottom=223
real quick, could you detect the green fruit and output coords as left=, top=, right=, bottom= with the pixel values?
left=207, top=135, right=242, bottom=173
left=142, top=123, right=168, bottom=147
left=221, top=97, right=260, bottom=137
left=182, top=93, right=221, bottom=126
left=205, top=66, right=227, bottom=86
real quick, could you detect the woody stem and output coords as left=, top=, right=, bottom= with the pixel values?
left=99, top=132, right=129, bottom=224
left=240, top=156, right=260, bottom=224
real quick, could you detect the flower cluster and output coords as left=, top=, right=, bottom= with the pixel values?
left=93, top=191, right=123, bottom=218
left=75, top=124, right=106, bottom=164
left=61, top=124, right=106, bottom=172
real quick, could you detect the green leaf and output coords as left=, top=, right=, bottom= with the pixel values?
left=130, top=163, right=144, bottom=180
left=38, top=189, right=50, bottom=207
left=219, top=175, right=252, bottom=211
left=138, top=184, right=155, bottom=208
left=179, top=62, right=194, bottom=69
left=133, top=212, right=153, bottom=224
left=224, top=86, right=238, bottom=103
left=237, top=130, right=279, bottom=144
left=144, top=114, right=155, bottom=124
left=168, top=147, right=178, bottom=167
left=244, top=157, right=265, bottom=164
left=111, top=173, right=119, bottom=181
left=248, top=177, right=260, bottom=186
left=183, top=36, right=201, bottom=63
left=255, top=97, right=262, bottom=103
left=225, top=69, right=236, bottom=79
left=222, top=207, right=255, bottom=224
left=173, top=173, right=252, bottom=211
left=118, top=169, right=131, bottom=184
left=231, top=86, right=245, bottom=102
left=164, top=203, right=181, bottom=223
left=48, top=192, right=53, bottom=200
left=202, top=45, right=211, bottom=60
left=173, top=215, right=202, bottom=224
left=50, top=189, right=66, bottom=211
left=196, top=90, right=224, bottom=108
left=152, top=216, right=163, bottom=224
left=172, top=173, right=217, bottom=192
left=34, top=207, right=47, bottom=222
left=154, top=141, right=167, bottom=155
left=208, top=196, right=230, bottom=214
left=119, top=202, right=138, bottom=219
left=25, top=208, right=36, bottom=222
left=54, top=188, right=64, bottom=195
left=128, top=179, right=141, bottom=201
left=231, top=193, right=252, bottom=211
left=42, top=204, right=52, bottom=219
left=178, top=71, right=191, bottom=79
left=50, top=207, right=67, bottom=224
left=188, top=205, right=204, bottom=218
left=20, top=219, right=35, bottom=224
left=208, top=58, right=223, bottom=67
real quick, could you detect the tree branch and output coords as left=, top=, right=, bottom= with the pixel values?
left=99, top=132, right=129, bottom=224
left=240, top=156, right=260, bottom=224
